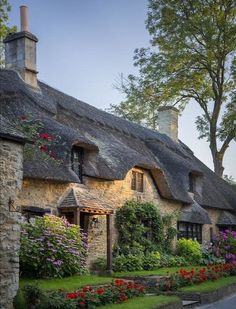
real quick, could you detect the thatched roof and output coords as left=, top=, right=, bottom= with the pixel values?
left=58, top=187, right=113, bottom=214
left=217, top=211, right=236, bottom=226
left=0, top=114, right=28, bottom=143
left=178, top=197, right=212, bottom=224
left=0, top=69, right=236, bottom=210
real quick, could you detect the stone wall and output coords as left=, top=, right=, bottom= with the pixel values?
left=0, top=138, right=24, bottom=309
left=15, top=167, right=218, bottom=266
left=84, top=168, right=182, bottom=263
left=16, top=179, right=69, bottom=214
left=202, top=208, right=221, bottom=242
left=17, top=168, right=182, bottom=264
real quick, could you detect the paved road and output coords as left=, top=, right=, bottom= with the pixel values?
left=196, top=293, right=236, bottom=309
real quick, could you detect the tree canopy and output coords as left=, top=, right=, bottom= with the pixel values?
left=110, top=0, right=236, bottom=177
left=0, top=0, right=16, bottom=67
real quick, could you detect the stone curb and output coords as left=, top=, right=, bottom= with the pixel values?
left=155, top=303, right=183, bottom=309
left=163, top=282, right=236, bottom=305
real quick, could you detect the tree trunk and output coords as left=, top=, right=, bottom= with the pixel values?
left=212, top=151, right=224, bottom=177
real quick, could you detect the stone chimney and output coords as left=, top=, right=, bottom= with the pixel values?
left=4, top=6, right=38, bottom=88
left=158, top=106, right=179, bottom=141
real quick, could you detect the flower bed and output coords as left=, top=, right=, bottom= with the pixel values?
left=212, top=230, right=236, bottom=263
left=65, top=279, right=145, bottom=308
left=160, top=263, right=236, bottom=291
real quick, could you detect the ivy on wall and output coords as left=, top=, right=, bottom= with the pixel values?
left=115, top=200, right=177, bottom=255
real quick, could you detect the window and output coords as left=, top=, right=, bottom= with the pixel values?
left=189, top=173, right=197, bottom=193
left=177, top=221, right=202, bottom=243
left=71, top=147, right=83, bottom=181
left=188, top=172, right=202, bottom=195
left=131, top=171, right=144, bottom=192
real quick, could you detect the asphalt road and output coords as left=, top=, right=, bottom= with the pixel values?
left=196, top=293, right=236, bottom=309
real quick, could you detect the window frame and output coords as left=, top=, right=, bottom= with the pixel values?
left=177, top=221, right=202, bottom=243
left=131, top=170, right=144, bottom=192
left=71, top=146, right=83, bottom=182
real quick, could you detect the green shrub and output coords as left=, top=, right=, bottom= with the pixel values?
left=176, top=238, right=202, bottom=265
left=23, top=285, right=75, bottom=309
left=20, top=215, right=88, bottom=278
left=112, top=254, right=143, bottom=272
left=160, top=254, right=189, bottom=267
left=143, top=251, right=161, bottom=270
left=201, top=242, right=225, bottom=265
left=115, top=200, right=164, bottom=255
left=91, top=257, right=107, bottom=272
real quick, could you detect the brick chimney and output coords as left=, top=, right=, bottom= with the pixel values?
left=158, top=106, right=179, bottom=141
left=4, top=6, right=38, bottom=88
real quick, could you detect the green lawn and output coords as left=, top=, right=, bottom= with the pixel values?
left=99, top=295, right=181, bottom=309
left=20, top=274, right=112, bottom=291
left=179, top=275, right=236, bottom=293
left=18, top=266, right=199, bottom=291
left=114, top=266, right=200, bottom=277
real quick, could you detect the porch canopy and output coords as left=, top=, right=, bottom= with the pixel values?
left=179, top=199, right=211, bottom=225
left=58, top=187, right=113, bottom=272
left=217, top=211, right=236, bottom=226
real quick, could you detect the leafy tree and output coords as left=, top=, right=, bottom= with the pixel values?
left=110, top=0, right=236, bottom=177
left=0, top=0, right=16, bottom=67
left=224, top=174, right=236, bottom=191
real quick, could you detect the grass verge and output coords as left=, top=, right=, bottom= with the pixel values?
left=179, top=275, right=236, bottom=293
left=114, top=266, right=200, bottom=278
left=99, top=295, right=181, bottom=309
left=20, top=274, right=112, bottom=290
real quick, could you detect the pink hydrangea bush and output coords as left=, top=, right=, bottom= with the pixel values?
left=212, top=230, right=236, bottom=263
left=20, top=215, right=88, bottom=278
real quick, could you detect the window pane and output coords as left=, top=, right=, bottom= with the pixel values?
left=71, top=147, right=83, bottom=181
left=131, top=171, right=136, bottom=190
left=137, top=173, right=143, bottom=192
left=177, top=222, right=202, bottom=243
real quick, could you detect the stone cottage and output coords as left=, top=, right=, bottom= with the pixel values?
left=1, top=6, right=236, bottom=280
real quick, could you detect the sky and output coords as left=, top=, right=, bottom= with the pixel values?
left=8, top=0, right=236, bottom=178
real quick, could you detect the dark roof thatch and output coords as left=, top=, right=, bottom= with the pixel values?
left=0, top=114, right=28, bottom=143
left=58, top=187, right=113, bottom=214
left=178, top=196, right=212, bottom=224
left=0, top=69, right=236, bottom=210
left=217, top=211, right=236, bottom=226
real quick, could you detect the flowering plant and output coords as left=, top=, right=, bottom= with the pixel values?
left=17, top=115, right=63, bottom=164
left=212, top=230, right=236, bottom=263
left=20, top=215, right=88, bottom=278
left=160, top=263, right=236, bottom=291
left=65, top=279, right=145, bottom=308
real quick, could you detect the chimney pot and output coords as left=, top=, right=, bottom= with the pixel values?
left=20, top=6, right=29, bottom=31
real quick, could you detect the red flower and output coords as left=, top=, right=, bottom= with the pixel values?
left=119, top=293, right=128, bottom=302
left=49, top=151, right=57, bottom=159
left=39, top=133, right=52, bottom=140
left=96, top=287, right=104, bottom=295
left=78, top=292, right=86, bottom=298
left=79, top=301, right=86, bottom=307
left=39, top=145, right=47, bottom=152
left=66, top=292, right=78, bottom=299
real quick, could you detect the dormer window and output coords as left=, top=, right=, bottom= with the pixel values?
left=131, top=171, right=144, bottom=192
left=71, top=147, right=83, bottom=181
left=188, top=172, right=202, bottom=195
left=189, top=173, right=196, bottom=193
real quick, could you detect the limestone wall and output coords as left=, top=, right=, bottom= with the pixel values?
left=84, top=168, right=182, bottom=263
left=0, top=138, right=24, bottom=309
left=202, top=208, right=221, bottom=242
left=16, top=179, right=69, bottom=214
left=16, top=167, right=182, bottom=265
